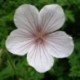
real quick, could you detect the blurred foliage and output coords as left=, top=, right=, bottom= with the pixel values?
left=0, top=0, right=80, bottom=80
left=69, top=39, right=80, bottom=77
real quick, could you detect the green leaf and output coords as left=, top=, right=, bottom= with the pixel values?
left=0, top=61, right=15, bottom=80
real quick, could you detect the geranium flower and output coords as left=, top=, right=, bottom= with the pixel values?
left=6, top=4, right=74, bottom=73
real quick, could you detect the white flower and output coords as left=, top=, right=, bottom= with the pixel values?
left=6, top=4, right=74, bottom=73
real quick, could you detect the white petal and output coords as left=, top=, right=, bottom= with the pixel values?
left=6, top=29, right=34, bottom=56
left=45, top=31, right=74, bottom=58
left=27, top=43, right=54, bottom=73
left=14, top=4, right=39, bottom=34
left=40, top=4, right=65, bottom=33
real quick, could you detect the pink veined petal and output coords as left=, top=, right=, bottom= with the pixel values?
left=27, top=43, right=54, bottom=73
left=6, top=29, right=34, bottom=56
left=14, top=4, right=39, bottom=34
left=45, top=31, right=74, bottom=58
left=40, top=4, right=65, bottom=33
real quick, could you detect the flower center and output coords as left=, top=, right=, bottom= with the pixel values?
left=37, top=32, right=43, bottom=39
left=36, top=32, right=44, bottom=42
left=34, top=30, right=45, bottom=44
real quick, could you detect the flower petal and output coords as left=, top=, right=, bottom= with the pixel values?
left=14, top=4, right=39, bottom=34
left=40, top=4, right=65, bottom=33
left=6, top=29, right=34, bottom=56
left=27, top=43, right=54, bottom=73
left=45, top=31, right=74, bottom=58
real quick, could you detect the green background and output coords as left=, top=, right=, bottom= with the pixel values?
left=0, top=0, right=80, bottom=80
